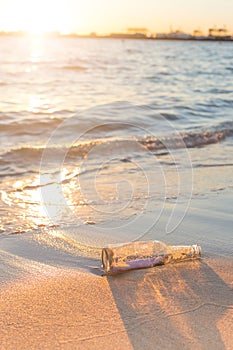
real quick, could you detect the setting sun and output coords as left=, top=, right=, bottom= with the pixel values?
left=0, top=0, right=232, bottom=35
left=0, top=0, right=71, bottom=34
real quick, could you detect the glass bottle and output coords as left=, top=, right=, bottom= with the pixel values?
left=102, top=240, right=202, bottom=275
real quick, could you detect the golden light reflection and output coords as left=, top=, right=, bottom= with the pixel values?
left=1, top=176, right=51, bottom=231
left=116, top=263, right=203, bottom=347
left=25, top=37, right=43, bottom=72
left=27, top=95, right=50, bottom=113
left=30, top=37, right=43, bottom=63
left=13, top=177, right=49, bottom=225
left=149, top=273, right=199, bottom=345
left=2, top=165, right=93, bottom=233
left=39, top=167, right=84, bottom=225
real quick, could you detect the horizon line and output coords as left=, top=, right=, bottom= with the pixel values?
left=0, top=25, right=232, bottom=37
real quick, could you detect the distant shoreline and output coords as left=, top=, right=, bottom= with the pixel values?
left=0, top=32, right=233, bottom=42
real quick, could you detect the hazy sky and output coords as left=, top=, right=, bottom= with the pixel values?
left=0, top=0, right=232, bottom=34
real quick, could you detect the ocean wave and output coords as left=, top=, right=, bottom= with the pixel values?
left=0, top=121, right=232, bottom=178
left=194, top=163, right=233, bottom=168
left=2, top=100, right=231, bottom=143
left=208, top=98, right=233, bottom=108
left=143, top=122, right=233, bottom=151
left=0, top=109, right=77, bottom=136
left=160, top=112, right=179, bottom=120
left=1, top=59, right=57, bottom=65
left=0, top=117, right=62, bottom=136
left=0, top=141, right=100, bottom=178
left=61, top=65, right=87, bottom=71
left=207, top=88, right=233, bottom=95
left=0, top=109, right=74, bottom=119
left=1, top=56, right=89, bottom=66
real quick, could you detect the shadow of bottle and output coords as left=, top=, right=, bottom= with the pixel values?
left=105, top=259, right=232, bottom=349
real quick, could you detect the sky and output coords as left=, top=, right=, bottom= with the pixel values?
left=0, top=0, right=232, bottom=35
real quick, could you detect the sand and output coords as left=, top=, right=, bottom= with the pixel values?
left=0, top=258, right=232, bottom=349
left=0, top=190, right=233, bottom=349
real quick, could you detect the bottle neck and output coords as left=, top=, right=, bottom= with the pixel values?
left=168, top=244, right=202, bottom=262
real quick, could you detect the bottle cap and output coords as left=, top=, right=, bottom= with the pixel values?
left=192, top=244, right=202, bottom=257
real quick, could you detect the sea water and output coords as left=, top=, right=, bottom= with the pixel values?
left=0, top=36, right=232, bottom=248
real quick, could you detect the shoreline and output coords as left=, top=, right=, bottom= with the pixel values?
left=0, top=32, right=233, bottom=42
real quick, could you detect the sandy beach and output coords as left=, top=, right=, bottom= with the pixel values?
left=0, top=36, right=233, bottom=349
left=1, top=190, right=232, bottom=350
left=1, top=258, right=232, bottom=349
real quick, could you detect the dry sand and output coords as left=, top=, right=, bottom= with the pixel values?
left=0, top=257, right=232, bottom=349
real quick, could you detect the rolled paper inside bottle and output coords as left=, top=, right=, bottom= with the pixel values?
left=102, top=247, right=164, bottom=274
